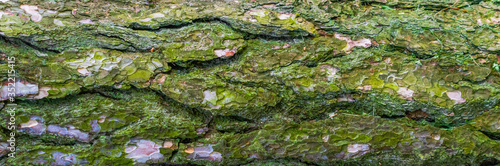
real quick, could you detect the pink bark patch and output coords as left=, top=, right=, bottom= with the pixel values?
left=77, top=68, right=91, bottom=75
left=31, top=86, right=50, bottom=99
left=0, top=80, right=39, bottom=101
left=46, top=124, right=91, bottom=142
left=397, top=87, right=414, bottom=100
left=20, top=5, right=42, bottom=22
left=18, top=116, right=45, bottom=135
left=78, top=19, right=95, bottom=24
left=334, top=33, right=372, bottom=53
left=125, top=139, right=163, bottom=163
left=186, top=144, right=223, bottom=162
left=214, top=47, right=237, bottom=57
left=347, top=144, right=370, bottom=153
left=337, top=94, right=355, bottom=102
left=446, top=91, right=466, bottom=104
left=282, top=43, right=291, bottom=49
left=155, top=75, right=167, bottom=84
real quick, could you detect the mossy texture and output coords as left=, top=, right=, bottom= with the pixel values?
left=0, top=0, right=499, bottom=165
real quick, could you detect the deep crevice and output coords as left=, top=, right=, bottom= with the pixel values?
left=128, top=16, right=313, bottom=41
left=0, top=35, right=60, bottom=54
left=480, top=130, right=500, bottom=141
left=150, top=88, right=213, bottom=124
left=92, top=32, right=144, bottom=52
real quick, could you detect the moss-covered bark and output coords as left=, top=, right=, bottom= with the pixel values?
left=0, top=0, right=499, bottom=165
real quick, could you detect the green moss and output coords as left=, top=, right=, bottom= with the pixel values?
left=127, top=69, right=152, bottom=82
left=384, top=82, right=399, bottom=91
left=363, top=73, right=385, bottom=89
left=1, top=1, right=500, bottom=165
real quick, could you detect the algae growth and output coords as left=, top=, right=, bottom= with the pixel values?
left=0, top=0, right=499, bottom=165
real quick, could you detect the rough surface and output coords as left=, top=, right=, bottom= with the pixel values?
left=0, top=0, right=499, bottom=165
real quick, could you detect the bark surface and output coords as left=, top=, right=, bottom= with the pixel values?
left=0, top=0, right=499, bottom=165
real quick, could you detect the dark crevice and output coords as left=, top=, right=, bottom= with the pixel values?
left=404, top=110, right=430, bottom=121
left=0, top=35, right=60, bottom=54
left=92, top=33, right=144, bottom=52
left=161, top=44, right=247, bottom=76
left=0, top=126, right=11, bottom=140
left=0, top=102, right=5, bottom=112
left=380, top=114, right=406, bottom=119
left=178, top=137, right=197, bottom=144
left=365, top=2, right=472, bottom=11
left=214, top=125, right=261, bottom=135
left=100, top=120, right=139, bottom=137
left=209, top=115, right=261, bottom=134
left=197, top=17, right=314, bottom=40
left=478, top=157, right=500, bottom=166
left=90, top=90, right=123, bottom=100
left=128, top=20, right=192, bottom=31
left=167, top=50, right=240, bottom=71
left=128, top=16, right=313, bottom=40
left=212, top=115, right=255, bottom=124
left=151, top=88, right=213, bottom=124
left=76, top=87, right=124, bottom=100
left=480, top=130, right=500, bottom=141
left=166, top=143, right=180, bottom=162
